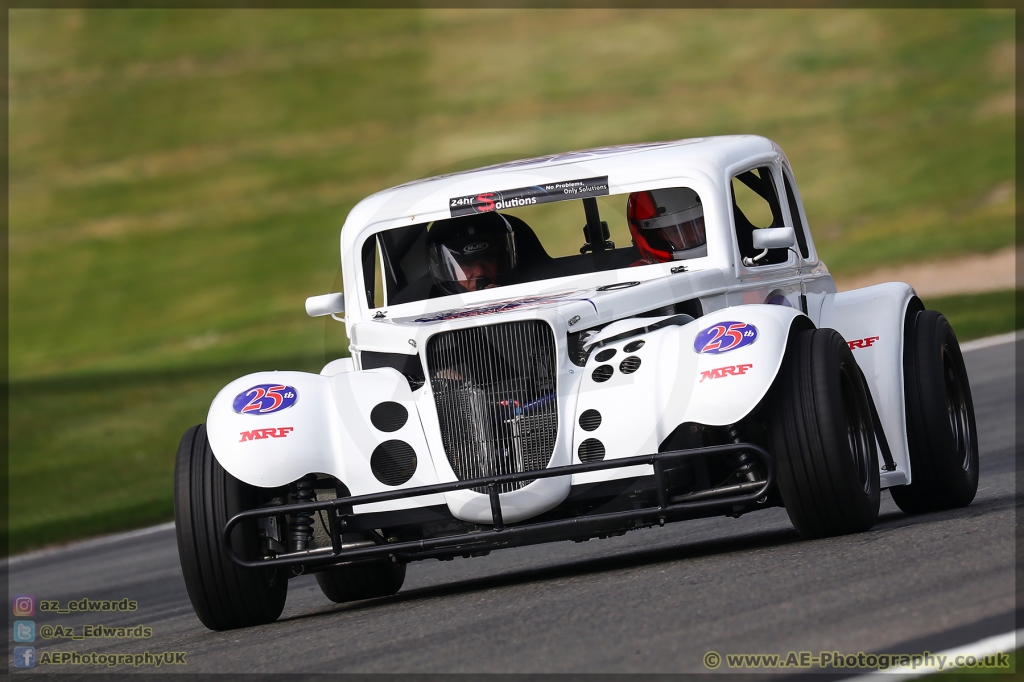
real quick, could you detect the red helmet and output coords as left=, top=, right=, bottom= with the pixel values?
left=627, top=187, right=707, bottom=264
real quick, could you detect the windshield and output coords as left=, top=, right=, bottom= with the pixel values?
left=363, top=184, right=705, bottom=307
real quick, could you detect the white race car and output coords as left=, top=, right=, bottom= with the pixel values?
left=174, top=135, right=978, bottom=630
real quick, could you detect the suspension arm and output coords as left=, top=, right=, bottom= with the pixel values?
left=223, top=443, right=773, bottom=570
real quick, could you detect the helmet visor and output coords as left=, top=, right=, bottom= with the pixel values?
left=427, top=213, right=517, bottom=294
left=431, top=239, right=504, bottom=292
left=628, top=187, right=708, bottom=262
left=645, top=215, right=706, bottom=252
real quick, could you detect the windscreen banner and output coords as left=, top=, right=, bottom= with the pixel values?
left=449, top=176, right=609, bottom=217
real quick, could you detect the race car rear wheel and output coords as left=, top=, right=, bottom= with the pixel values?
left=174, top=424, right=288, bottom=630
left=890, top=308, right=978, bottom=514
left=769, top=328, right=880, bottom=539
left=315, top=559, right=406, bottom=603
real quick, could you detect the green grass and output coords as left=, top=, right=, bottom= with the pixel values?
left=7, top=356, right=327, bottom=554
left=7, top=9, right=1014, bottom=551
left=925, top=290, right=1019, bottom=343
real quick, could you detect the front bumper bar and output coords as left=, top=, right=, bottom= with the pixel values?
left=223, top=443, right=773, bottom=570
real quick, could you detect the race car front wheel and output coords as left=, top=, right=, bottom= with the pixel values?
left=174, top=424, right=288, bottom=630
left=769, top=328, right=880, bottom=539
left=315, top=559, right=406, bottom=603
left=890, top=308, right=978, bottom=514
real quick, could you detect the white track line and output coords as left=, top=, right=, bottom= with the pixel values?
left=841, top=628, right=1021, bottom=679
left=5, top=522, right=175, bottom=567
left=960, top=330, right=1020, bottom=353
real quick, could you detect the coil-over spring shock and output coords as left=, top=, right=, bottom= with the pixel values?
left=289, top=475, right=317, bottom=552
left=724, top=424, right=764, bottom=483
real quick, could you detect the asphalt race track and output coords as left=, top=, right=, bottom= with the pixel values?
left=7, top=339, right=1017, bottom=674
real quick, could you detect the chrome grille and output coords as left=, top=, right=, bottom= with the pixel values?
left=427, top=320, right=558, bottom=493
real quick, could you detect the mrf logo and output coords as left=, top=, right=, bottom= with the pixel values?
left=700, top=364, right=753, bottom=383
left=240, top=427, right=294, bottom=442
left=848, top=336, right=880, bottom=350
left=694, top=322, right=758, bottom=354
left=232, top=384, right=297, bottom=415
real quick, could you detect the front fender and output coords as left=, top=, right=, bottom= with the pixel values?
left=818, top=282, right=916, bottom=486
left=571, top=305, right=807, bottom=484
left=206, top=368, right=443, bottom=512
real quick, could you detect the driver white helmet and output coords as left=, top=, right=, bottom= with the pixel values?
left=627, top=187, right=707, bottom=263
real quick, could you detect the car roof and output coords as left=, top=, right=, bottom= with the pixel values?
left=340, top=134, right=783, bottom=250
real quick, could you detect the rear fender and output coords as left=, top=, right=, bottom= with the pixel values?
left=206, top=368, right=443, bottom=512
left=571, top=305, right=807, bottom=484
left=818, top=282, right=916, bottom=485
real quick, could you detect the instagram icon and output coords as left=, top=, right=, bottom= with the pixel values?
left=12, top=595, right=34, bottom=617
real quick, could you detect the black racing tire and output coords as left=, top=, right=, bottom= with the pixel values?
left=315, top=559, right=406, bottom=604
left=769, top=328, right=880, bottom=539
left=174, top=424, right=288, bottom=630
left=890, top=308, right=979, bottom=514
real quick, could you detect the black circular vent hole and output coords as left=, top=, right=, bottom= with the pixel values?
left=624, top=339, right=645, bottom=353
left=620, top=356, right=642, bottom=374
left=370, top=440, right=417, bottom=486
left=578, top=438, right=606, bottom=462
left=592, top=365, right=614, bottom=383
left=579, top=409, right=602, bottom=432
left=370, top=402, right=408, bottom=432
left=595, top=348, right=616, bottom=362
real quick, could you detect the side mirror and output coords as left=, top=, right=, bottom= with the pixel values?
left=305, top=292, right=345, bottom=318
left=751, top=227, right=797, bottom=250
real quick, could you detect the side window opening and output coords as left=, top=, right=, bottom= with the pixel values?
left=361, top=236, right=385, bottom=308
left=731, top=166, right=788, bottom=267
left=782, top=172, right=810, bottom=259
left=378, top=224, right=429, bottom=306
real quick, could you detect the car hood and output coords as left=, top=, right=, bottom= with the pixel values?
left=394, top=289, right=599, bottom=325
left=349, top=268, right=729, bottom=355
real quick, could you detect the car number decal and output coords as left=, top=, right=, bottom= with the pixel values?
left=449, top=176, right=609, bottom=217
left=232, top=384, right=298, bottom=415
left=694, top=322, right=758, bottom=354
